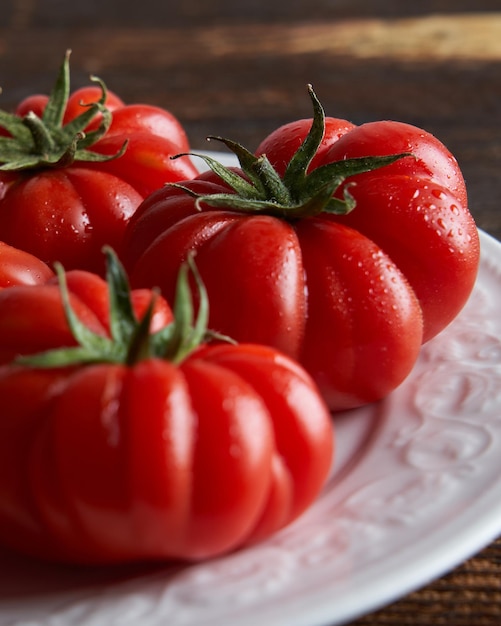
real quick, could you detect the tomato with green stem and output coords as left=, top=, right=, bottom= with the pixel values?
left=124, top=87, right=431, bottom=411
left=0, top=50, right=197, bottom=274
left=254, top=91, right=477, bottom=343
left=314, top=121, right=476, bottom=341
left=255, top=115, right=356, bottom=176
left=0, top=249, right=333, bottom=565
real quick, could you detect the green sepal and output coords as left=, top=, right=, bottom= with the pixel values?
left=0, top=110, right=32, bottom=143
left=42, top=48, right=71, bottom=129
left=15, top=254, right=125, bottom=369
left=206, top=136, right=291, bottom=204
left=154, top=255, right=209, bottom=364
left=177, top=85, right=412, bottom=220
left=173, top=150, right=259, bottom=199
left=0, top=49, right=126, bottom=171
left=14, top=248, right=226, bottom=370
left=282, top=83, right=325, bottom=192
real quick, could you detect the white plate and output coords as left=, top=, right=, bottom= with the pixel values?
left=1, top=157, right=501, bottom=625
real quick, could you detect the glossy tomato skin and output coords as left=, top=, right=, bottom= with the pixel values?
left=317, top=120, right=479, bottom=341
left=295, top=218, right=423, bottom=408
left=62, top=86, right=125, bottom=123
left=0, top=86, right=198, bottom=273
left=325, top=174, right=479, bottom=342
left=15, top=94, right=51, bottom=118
left=124, top=116, right=479, bottom=410
left=125, top=177, right=424, bottom=411
left=255, top=116, right=356, bottom=176
left=0, top=241, right=54, bottom=289
left=0, top=273, right=333, bottom=563
left=0, top=268, right=173, bottom=365
left=322, top=120, right=468, bottom=207
left=0, top=168, right=143, bottom=274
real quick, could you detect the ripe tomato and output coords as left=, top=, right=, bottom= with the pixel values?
left=316, top=121, right=476, bottom=341
left=126, top=192, right=423, bottom=411
left=124, top=88, right=479, bottom=411
left=257, top=107, right=477, bottom=342
left=0, top=241, right=54, bottom=288
left=0, top=51, right=197, bottom=273
left=0, top=251, right=333, bottom=564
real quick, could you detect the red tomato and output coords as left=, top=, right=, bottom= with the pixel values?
left=255, top=116, right=356, bottom=176
left=14, top=94, right=50, bottom=118
left=124, top=89, right=479, bottom=411
left=125, top=178, right=424, bottom=410
left=316, top=120, right=478, bottom=341
left=322, top=120, right=468, bottom=207
left=0, top=241, right=54, bottom=288
left=62, top=85, right=125, bottom=123
left=0, top=52, right=197, bottom=273
left=0, top=254, right=333, bottom=564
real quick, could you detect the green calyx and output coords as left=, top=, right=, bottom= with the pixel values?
left=15, top=248, right=222, bottom=370
left=0, top=49, right=125, bottom=171
left=173, top=85, right=411, bottom=219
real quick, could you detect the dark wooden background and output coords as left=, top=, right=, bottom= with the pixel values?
left=1, top=1, right=501, bottom=624
left=2, top=0, right=501, bottom=241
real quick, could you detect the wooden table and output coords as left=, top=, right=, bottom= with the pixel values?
left=1, top=1, right=501, bottom=624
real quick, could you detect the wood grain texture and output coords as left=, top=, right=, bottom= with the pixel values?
left=2, top=11, right=500, bottom=240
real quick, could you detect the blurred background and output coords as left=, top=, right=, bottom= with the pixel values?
left=1, top=1, right=501, bottom=234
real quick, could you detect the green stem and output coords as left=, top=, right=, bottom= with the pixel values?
left=14, top=249, right=223, bottom=370
left=0, top=50, right=126, bottom=171
left=178, top=85, right=412, bottom=220
left=22, top=112, right=56, bottom=156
